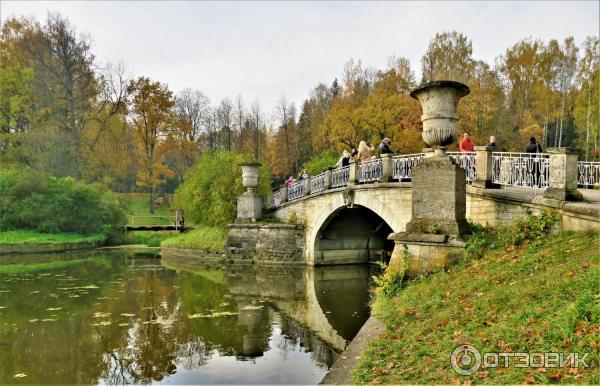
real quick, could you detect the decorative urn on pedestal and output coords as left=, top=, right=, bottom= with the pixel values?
left=410, top=80, right=470, bottom=155
left=387, top=80, right=471, bottom=276
left=237, top=162, right=262, bottom=221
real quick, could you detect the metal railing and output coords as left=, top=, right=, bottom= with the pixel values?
left=331, top=165, right=350, bottom=187
left=358, top=158, right=383, bottom=183
left=391, top=153, right=425, bottom=180
left=128, top=215, right=175, bottom=226
left=269, top=152, right=599, bottom=208
left=492, top=152, right=550, bottom=188
left=578, top=162, right=600, bottom=188
left=448, top=151, right=477, bottom=182
left=288, top=180, right=305, bottom=201
left=310, top=172, right=327, bottom=193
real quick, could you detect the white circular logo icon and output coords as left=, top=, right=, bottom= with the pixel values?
left=451, top=344, right=481, bottom=375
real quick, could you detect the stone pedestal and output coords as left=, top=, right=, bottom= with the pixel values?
left=544, top=148, right=582, bottom=201
left=237, top=192, right=262, bottom=221
left=348, top=160, right=358, bottom=185
left=388, top=233, right=465, bottom=276
left=405, top=155, right=469, bottom=236
left=472, top=146, right=499, bottom=189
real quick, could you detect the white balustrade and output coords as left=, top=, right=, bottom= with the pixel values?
left=492, top=152, right=550, bottom=188
left=578, top=161, right=600, bottom=188
left=331, top=166, right=350, bottom=187
left=310, top=172, right=327, bottom=193
left=287, top=180, right=305, bottom=201
left=391, top=153, right=425, bottom=180
left=358, top=158, right=383, bottom=183
left=448, top=151, right=477, bottom=181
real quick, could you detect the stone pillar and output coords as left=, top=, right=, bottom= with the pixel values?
left=380, top=153, right=393, bottom=182
left=472, top=145, right=498, bottom=189
left=303, top=176, right=311, bottom=196
left=544, top=148, right=582, bottom=201
left=280, top=186, right=288, bottom=203
left=324, top=169, right=332, bottom=189
left=348, top=160, right=358, bottom=185
left=237, top=162, right=262, bottom=221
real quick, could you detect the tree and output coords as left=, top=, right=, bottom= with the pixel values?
left=126, top=77, right=175, bottom=213
left=421, top=31, right=474, bottom=83
left=575, top=36, right=600, bottom=159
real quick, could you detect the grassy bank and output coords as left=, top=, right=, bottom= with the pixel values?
left=353, top=229, right=599, bottom=384
left=161, top=225, right=226, bottom=252
left=0, top=230, right=105, bottom=245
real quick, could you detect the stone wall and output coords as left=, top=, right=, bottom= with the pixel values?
left=226, top=223, right=305, bottom=264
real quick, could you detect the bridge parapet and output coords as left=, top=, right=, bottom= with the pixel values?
left=265, top=150, right=599, bottom=210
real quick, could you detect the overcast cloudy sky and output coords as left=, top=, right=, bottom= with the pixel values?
left=1, top=1, right=598, bottom=116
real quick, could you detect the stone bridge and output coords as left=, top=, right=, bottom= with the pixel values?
left=262, top=149, right=599, bottom=266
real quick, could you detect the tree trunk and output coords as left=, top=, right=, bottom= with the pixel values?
left=558, top=95, right=565, bottom=148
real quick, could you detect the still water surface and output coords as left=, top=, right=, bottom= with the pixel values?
left=0, top=251, right=372, bottom=384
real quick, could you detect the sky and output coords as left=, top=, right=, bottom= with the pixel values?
left=1, top=1, right=598, bottom=118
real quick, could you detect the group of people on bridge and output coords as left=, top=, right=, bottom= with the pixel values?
left=282, top=132, right=546, bottom=189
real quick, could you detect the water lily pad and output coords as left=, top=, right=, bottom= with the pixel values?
left=93, top=312, right=111, bottom=318
left=13, top=373, right=27, bottom=378
left=120, top=313, right=135, bottom=317
left=28, top=319, right=38, bottom=323
left=47, top=307, right=63, bottom=311
left=41, top=318, right=57, bottom=322
left=0, top=306, right=6, bottom=309
left=30, top=291, right=40, bottom=294
left=187, top=314, right=210, bottom=319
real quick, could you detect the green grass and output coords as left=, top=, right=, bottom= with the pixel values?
left=0, top=230, right=105, bottom=245
left=121, top=231, right=178, bottom=247
left=118, top=193, right=175, bottom=225
left=0, top=256, right=108, bottom=274
left=354, top=230, right=600, bottom=384
left=161, top=225, right=226, bottom=252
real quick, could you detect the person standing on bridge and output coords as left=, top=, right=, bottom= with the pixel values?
left=335, top=149, right=351, bottom=168
left=379, top=138, right=393, bottom=155
left=356, top=141, right=374, bottom=162
left=459, top=132, right=475, bottom=152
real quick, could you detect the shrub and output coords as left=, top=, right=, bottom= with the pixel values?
left=174, top=151, right=271, bottom=227
left=502, top=209, right=559, bottom=246
left=372, top=245, right=409, bottom=298
left=0, top=165, right=127, bottom=239
left=302, top=149, right=341, bottom=175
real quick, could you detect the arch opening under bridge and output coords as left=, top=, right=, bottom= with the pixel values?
left=314, top=205, right=395, bottom=266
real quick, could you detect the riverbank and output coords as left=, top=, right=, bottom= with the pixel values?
left=0, top=230, right=106, bottom=254
left=161, top=225, right=226, bottom=252
left=351, top=229, right=599, bottom=384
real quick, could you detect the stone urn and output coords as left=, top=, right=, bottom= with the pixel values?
left=240, top=162, right=261, bottom=193
left=410, top=80, right=470, bottom=152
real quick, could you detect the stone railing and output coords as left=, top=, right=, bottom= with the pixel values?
left=331, top=165, right=350, bottom=187
left=578, top=161, right=600, bottom=188
left=391, top=153, right=425, bottom=180
left=448, top=151, right=477, bottom=181
left=492, top=152, right=550, bottom=188
left=358, top=158, right=383, bottom=183
left=265, top=148, right=595, bottom=208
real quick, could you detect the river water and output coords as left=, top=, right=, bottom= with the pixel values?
left=0, top=251, right=373, bottom=384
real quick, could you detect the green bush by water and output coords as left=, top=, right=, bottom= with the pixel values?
left=175, top=151, right=271, bottom=227
left=0, top=166, right=127, bottom=240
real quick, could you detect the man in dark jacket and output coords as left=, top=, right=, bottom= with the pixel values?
left=379, top=138, right=392, bottom=154
left=525, top=137, right=542, bottom=153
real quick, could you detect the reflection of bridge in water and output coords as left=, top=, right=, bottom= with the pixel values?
left=162, top=256, right=372, bottom=354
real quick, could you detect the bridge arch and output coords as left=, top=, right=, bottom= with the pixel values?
left=310, top=191, right=401, bottom=265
